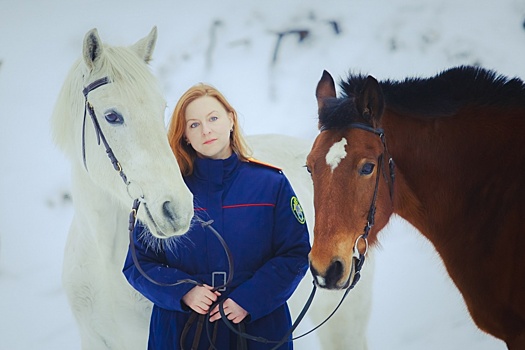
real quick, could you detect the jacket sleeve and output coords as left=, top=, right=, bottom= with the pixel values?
left=227, top=175, right=311, bottom=322
left=122, top=222, right=197, bottom=312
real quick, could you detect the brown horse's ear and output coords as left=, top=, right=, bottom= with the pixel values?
left=356, top=75, right=384, bottom=127
left=316, top=70, right=336, bottom=113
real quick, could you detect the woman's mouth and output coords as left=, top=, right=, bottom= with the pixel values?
left=204, top=138, right=217, bottom=145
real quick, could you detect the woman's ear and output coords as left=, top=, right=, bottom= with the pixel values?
left=228, top=112, right=234, bottom=130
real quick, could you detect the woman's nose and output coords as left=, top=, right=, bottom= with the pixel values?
left=201, top=122, right=211, bottom=135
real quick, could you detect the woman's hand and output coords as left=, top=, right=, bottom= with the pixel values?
left=182, top=284, right=221, bottom=314
left=209, top=298, right=248, bottom=324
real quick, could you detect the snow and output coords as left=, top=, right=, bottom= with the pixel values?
left=1, top=0, right=523, bottom=348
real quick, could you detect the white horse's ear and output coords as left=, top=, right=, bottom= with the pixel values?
left=83, top=28, right=104, bottom=71
left=131, top=26, right=157, bottom=63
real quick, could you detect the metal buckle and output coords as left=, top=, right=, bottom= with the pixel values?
left=212, top=271, right=227, bottom=291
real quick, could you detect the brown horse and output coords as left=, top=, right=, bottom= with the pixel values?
left=306, top=66, right=525, bottom=349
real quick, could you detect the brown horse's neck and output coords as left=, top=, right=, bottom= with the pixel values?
left=381, top=105, right=525, bottom=344
left=383, top=106, right=525, bottom=253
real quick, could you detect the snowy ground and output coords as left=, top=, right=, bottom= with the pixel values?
left=1, top=0, right=524, bottom=349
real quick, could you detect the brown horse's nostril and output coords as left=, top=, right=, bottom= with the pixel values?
left=309, top=259, right=345, bottom=289
left=324, top=259, right=344, bottom=289
left=309, top=264, right=327, bottom=287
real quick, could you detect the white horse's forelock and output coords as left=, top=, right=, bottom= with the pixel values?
left=100, top=46, right=164, bottom=100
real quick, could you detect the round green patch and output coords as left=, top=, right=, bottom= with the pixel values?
left=290, top=196, right=306, bottom=224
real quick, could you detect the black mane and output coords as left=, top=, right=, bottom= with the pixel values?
left=340, top=65, right=525, bottom=119
left=318, top=93, right=366, bottom=131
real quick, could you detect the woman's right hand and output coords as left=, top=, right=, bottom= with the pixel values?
left=182, top=284, right=221, bottom=314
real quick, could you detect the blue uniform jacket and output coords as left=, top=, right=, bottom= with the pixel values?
left=123, top=153, right=311, bottom=349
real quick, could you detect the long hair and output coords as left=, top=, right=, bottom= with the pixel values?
left=167, top=83, right=252, bottom=176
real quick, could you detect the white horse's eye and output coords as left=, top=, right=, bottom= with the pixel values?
left=104, top=110, right=124, bottom=125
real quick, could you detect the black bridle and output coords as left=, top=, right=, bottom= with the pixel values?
left=82, top=76, right=367, bottom=349
left=82, top=77, right=127, bottom=183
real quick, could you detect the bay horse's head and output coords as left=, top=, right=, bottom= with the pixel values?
left=51, top=27, right=194, bottom=238
left=306, top=70, right=394, bottom=289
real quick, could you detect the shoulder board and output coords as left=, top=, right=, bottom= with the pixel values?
left=247, top=158, right=282, bottom=171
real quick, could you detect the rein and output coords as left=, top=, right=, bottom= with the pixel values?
left=128, top=199, right=234, bottom=289
left=81, top=76, right=361, bottom=349
left=216, top=278, right=362, bottom=350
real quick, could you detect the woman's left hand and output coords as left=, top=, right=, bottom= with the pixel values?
left=209, top=298, right=248, bottom=324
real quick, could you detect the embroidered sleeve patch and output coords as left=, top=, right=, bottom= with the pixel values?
left=290, top=196, right=306, bottom=224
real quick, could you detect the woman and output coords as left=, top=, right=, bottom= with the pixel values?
left=123, top=83, right=311, bottom=349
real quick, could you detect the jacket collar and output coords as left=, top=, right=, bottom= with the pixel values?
left=192, top=152, right=240, bottom=184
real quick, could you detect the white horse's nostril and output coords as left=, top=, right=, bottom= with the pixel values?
left=162, top=201, right=176, bottom=221
left=162, top=201, right=191, bottom=234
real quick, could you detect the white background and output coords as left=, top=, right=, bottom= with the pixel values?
left=2, top=0, right=524, bottom=349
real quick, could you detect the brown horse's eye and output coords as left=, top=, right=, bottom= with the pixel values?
left=304, top=165, right=312, bottom=175
left=359, top=163, right=375, bottom=175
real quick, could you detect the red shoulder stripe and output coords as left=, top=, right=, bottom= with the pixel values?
left=194, top=203, right=276, bottom=211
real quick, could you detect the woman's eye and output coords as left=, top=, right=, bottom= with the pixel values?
left=104, top=111, right=124, bottom=125
left=209, top=116, right=218, bottom=122
left=359, top=163, right=375, bottom=175
left=190, top=122, right=200, bottom=129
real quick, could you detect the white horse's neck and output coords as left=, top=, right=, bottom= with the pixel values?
left=70, top=164, right=131, bottom=262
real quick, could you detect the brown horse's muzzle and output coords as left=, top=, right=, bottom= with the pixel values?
left=309, top=255, right=353, bottom=290
left=309, top=234, right=368, bottom=290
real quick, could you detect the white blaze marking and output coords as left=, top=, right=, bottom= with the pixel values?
left=325, top=138, right=348, bottom=171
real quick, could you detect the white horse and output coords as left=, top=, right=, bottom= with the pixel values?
left=51, top=27, right=194, bottom=349
left=52, top=28, right=372, bottom=350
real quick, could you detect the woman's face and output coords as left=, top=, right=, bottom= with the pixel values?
left=184, top=95, right=234, bottom=160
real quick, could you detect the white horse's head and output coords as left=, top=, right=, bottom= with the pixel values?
left=52, top=27, right=194, bottom=238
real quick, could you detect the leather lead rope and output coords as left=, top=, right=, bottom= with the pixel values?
left=128, top=202, right=233, bottom=290
left=216, top=276, right=361, bottom=350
